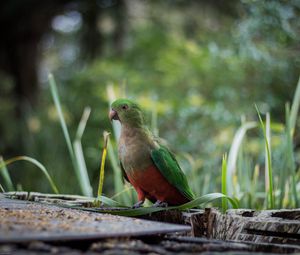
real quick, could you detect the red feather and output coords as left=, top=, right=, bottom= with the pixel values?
left=126, top=164, right=189, bottom=205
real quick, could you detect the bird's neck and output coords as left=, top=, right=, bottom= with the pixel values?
left=120, top=124, right=148, bottom=139
left=119, top=124, right=154, bottom=173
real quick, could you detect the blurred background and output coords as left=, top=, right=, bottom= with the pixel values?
left=0, top=0, right=299, bottom=207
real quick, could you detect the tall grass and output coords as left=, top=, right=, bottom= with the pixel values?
left=222, top=76, right=300, bottom=210
left=290, top=76, right=300, bottom=134
left=0, top=156, right=59, bottom=194
left=254, top=105, right=274, bottom=209
left=73, top=107, right=93, bottom=196
left=0, top=156, right=14, bottom=191
left=97, top=131, right=110, bottom=200
left=48, top=74, right=92, bottom=197
left=221, top=154, right=228, bottom=211
left=251, top=164, right=260, bottom=208
left=285, top=103, right=299, bottom=207
left=227, top=121, right=257, bottom=197
left=264, top=112, right=273, bottom=208
left=0, top=183, right=5, bottom=192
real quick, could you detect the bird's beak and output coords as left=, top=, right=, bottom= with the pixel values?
left=109, top=109, right=119, bottom=121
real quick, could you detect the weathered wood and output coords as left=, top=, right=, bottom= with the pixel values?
left=182, top=209, right=206, bottom=236
left=203, top=208, right=300, bottom=246
left=168, top=236, right=300, bottom=254
left=141, top=209, right=185, bottom=224
left=3, top=192, right=300, bottom=252
left=1, top=236, right=300, bottom=255
left=3, top=191, right=193, bottom=225
left=4, top=191, right=96, bottom=207
left=0, top=194, right=190, bottom=243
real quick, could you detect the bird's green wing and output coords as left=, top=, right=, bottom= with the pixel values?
left=151, top=145, right=195, bottom=201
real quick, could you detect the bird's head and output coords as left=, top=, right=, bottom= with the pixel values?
left=109, top=99, right=145, bottom=127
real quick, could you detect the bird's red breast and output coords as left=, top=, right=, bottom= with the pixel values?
left=126, top=164, right=189, bottom=205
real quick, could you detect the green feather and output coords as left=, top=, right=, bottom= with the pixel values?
left=111, top=98, right=145, bottom=127
left=151, top=145, right=195, bottom=201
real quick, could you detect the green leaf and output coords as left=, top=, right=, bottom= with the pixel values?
left=0, top=156, right=14, bottom=191
left=73, top=107, right=93, bottom=197
left=285, top=103, right=299, bottom=207
left=227, top=121, right=257, bottom=196
left=97, top=195, right=127, bottom=207
left=49, top=74, right=91, bottom=197
left=97, top=131, right=110, bottom=200
left=290, top=76, right=300, bottom=135
left=221, top=154, right=228, bottom=212
left=79, top=193, right=239, bottom=217
left=255, top=105, right=274, bottom=209
left=176, top=193, right=239, bottom=210
left=0, top=156, right=59, bottom=194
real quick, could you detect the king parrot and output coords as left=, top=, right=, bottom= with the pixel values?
left=109, top=99, right=194, bottom=208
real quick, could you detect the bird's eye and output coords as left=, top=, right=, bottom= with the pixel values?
left=122, top=104, right=128, bottom=110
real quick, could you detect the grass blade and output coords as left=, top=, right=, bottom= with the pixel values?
left=73, top=107, right=93, bottom=197
left=290, top=76, right=300, bottom=135
left=0, top=183, right=5, bottom=192
left=255, top=105, right=274, bottom=209
left=227, top=121, right=257, bottom=197
left=221, top=154, right=228, bottom=212
left=0, top=156, right=15, bottom=191
left=97, top=131, right=110, bottom=200
left=176, top=193, right=239, bottom=210
left=107, top=139, right=131, bottom=205
left=110, top=186, right=134, bottom=200
left=48, top=73, right=75, bottom=166
left=75, top=107, right=91, bottom=140
left=0, top=156, right=59, bottom=194
left=285, top=103, right=299, bottom=207
left=264, top=112, right=271, bottom=206
left=97, top=195, right=127, bottom=207
left=48, top=74, right=85, bottom=195
left=251, top=164, right=259, bottom=208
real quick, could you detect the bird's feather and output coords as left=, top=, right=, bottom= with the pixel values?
left=150, top=144, right=195, bottom=201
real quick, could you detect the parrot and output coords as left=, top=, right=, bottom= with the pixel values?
left=109, top=98, right=194, bottom=208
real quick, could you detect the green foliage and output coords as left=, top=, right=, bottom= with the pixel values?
left=97, top=131, right=110, bottom=200
left=1, top=1, right=299, bottom=210
left=49, top=74, right=92, bottom=196
left=73, top=107, right=93, bottom=196
left=255, top=106, right=274, bottom=209
left=284, top=103, right=299, bottom=207
left=84, top=193, right=239, bottom=217
left=221, top=154, right=228, bottom=212
left=0, top=156, right=59, bottom=194
left=0, top=156, right=14, bottom=191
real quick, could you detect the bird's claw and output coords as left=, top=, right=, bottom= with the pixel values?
left=132, top=200, right=144, bottom=209
left=153, top=200, right=168, bottom=207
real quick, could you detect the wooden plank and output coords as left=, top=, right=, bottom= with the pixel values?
left=0, top=194, right=190, bottom=243
left=3, top=192, right=300, bottom=251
